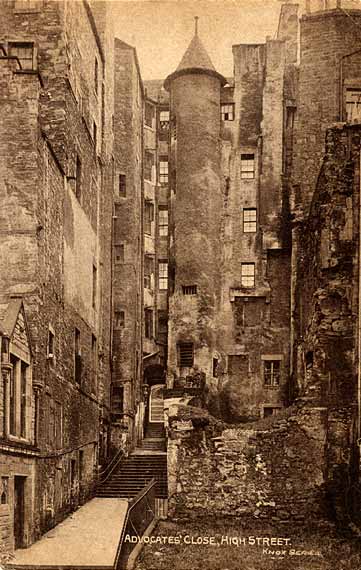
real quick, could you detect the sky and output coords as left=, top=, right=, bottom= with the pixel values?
left=110, top=0, right=297, bottom=80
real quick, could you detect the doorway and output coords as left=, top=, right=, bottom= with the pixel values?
left=14, top=476, right=26, bottom=549
left=149, top=384, right=165, bottom=423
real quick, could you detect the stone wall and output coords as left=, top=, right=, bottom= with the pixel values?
left=167, top=405, right=329, bottom=522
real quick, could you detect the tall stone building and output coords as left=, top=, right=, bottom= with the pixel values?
left=0, top=0, right=114, bottom=549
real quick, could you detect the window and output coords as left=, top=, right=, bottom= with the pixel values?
left=76, top=155, right=82, bottom=202
left=114, top=310, right=125, bottom=329
left=144, top=256, right=153, bottom=289
left=118, top=174, right=126, bottom=197
left=14, top=0, right=41, bottom=11
left=240, top=154, right=255, bottom=179
left=145, top=102, right=154, bottom=128
left=92, top=265, right=97, bottom=308
left=159, top=110, right=170, bottom=130
left=9, top=354, right=17, bottom=436
left=114, top=244, right=124, bottom=264
left=8, top=352, right=30, bottom=439
left=182, top=285, right=197, bottom=295
left=221, top=103, right=234, bottom=121
left=213, top=358, right=218, bottom=378
left=158, top=261, right=168, bottom=290
left=20, top=362, right=27, bottom=438
left=9, top=42, right=35, bottom=70
left=1, top=477, right=8, bottom=505
left=47, top=328, right=55, bottom=358
left=145, top=151, right=154, bottom=181
left=144, top=308, right=153, bottom=339
left=144, top=201, right=154, bottom=235
left=346, top=88, right=361, bottom=123
left=159, top=206, right=168, bottom=236
left=94, top=58, right=98, bottom=95
left=262, top=406, right=281, bottom=418
left=74, top=328, right=81, bottom=384
left=243, top=208, right=257, bottom=233
left=111, top=385, right=124, bottom=415
left=55, top=401, right=62, bottom=449
left=241, top=263, right=255, bottom=287
left=178, top=342, right=194, bottom=368
left=159, top=158, right=168, bottom=184
left=263, top=360, right=281, bottom=387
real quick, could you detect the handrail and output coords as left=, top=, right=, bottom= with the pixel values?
left=98, top=448, right=124, bottom=485
left=114, top=478, right=157, bottom=570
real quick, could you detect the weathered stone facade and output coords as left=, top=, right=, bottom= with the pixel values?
left=0, top=0, right=114, bottom=550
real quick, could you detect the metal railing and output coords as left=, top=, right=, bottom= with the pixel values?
left=98, top=448, right=124, bottom=485
left=115, top=478, right=157, bottom=570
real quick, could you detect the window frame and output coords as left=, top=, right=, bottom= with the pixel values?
left=243, top=208, right=257, bottom=233
left=158, top=206, right=168, bottom=237
left=178, top=342, right=194, bottom=368
left=345, top=88, right=361, bottom=123
left=159, top=158, right=168, bottom=184
left=241, top=262, right=255, bottom=288
left=221, top=103, right=235, bottom=121
left=158, top=260, right=168, bottom=291
left=240, top=153, right=255, bottom=179
left=8, top=41, right=35, bottom=70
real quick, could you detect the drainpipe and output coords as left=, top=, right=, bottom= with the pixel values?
left=357, top=154, right=361, bottom=445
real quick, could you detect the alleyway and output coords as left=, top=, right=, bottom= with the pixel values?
left=10, top=498, right=128, bottom=569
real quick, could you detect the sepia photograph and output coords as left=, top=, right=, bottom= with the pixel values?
left=1, top=0, right=361, bottom=568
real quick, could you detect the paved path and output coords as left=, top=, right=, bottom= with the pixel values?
left=11, top=498, right=129, bottom=569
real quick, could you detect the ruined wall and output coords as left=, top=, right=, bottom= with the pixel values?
left=293, top=124, right=360, bottom=521
left=167, top=405, right=328, bottom=522
left=292, top=9, right=361, bottom=218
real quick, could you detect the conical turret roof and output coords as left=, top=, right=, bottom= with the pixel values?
left=164, top=19, right=226, bottom=90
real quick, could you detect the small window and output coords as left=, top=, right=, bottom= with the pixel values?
left=241, top=263, right=255, bottom=287
left=159, top=110, right=170, bottom=130
left=1, top=477, right=8, bottom=505
left=118, top=174, right=126, bottom=197
left=159, top=206, right=168, bottom=236
left=145, top=151, right=154, bottom=181
left=145, top=308, right=153, bottom=339
left=243, top=208, right=257, bottom=233
left=145, top=102, right=154, bottom=128
left=114, top=310, right=125, bottom=329
left=94, top=58, right=98, bottom=95
left=346, top=88, right=361, bottom=123
left=262, top=406, right=281, bottom=418
left=212, top=357, right=218, bottom=378
left=9, top=41, right=35, bottom=70
left=240, top=154, right=255, bottom=179
left=264, top=360, right=281, bottom=387
left=111, top=385, right=124, bottom=414
left=144, top=201, right=154, bottom=235
left=76, top=155, right=82, bottom=202
left=182, top=285, right=197, bottom=295
left=221, top=103, right=234, bottom=121
left=144, top=256, right=153, bottom=289
left=158, top=261, right=168, bottom=290
left=92, top=265, right=97, bottom=309
left=178, top=342, right=194, bottom=368
left=159, top=158, right=168, bottom=184
left=114, top=244, right=124, bottom=264
left=47, top=329, right=55, bottom=358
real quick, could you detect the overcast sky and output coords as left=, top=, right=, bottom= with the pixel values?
left=110, top=0, right=298, bottom=80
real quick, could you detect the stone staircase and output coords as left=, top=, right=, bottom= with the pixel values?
left=96, top=425, right=167, bottom=500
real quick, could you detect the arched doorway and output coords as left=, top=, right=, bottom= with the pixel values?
left=149, top=384, right=164, bottom=423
